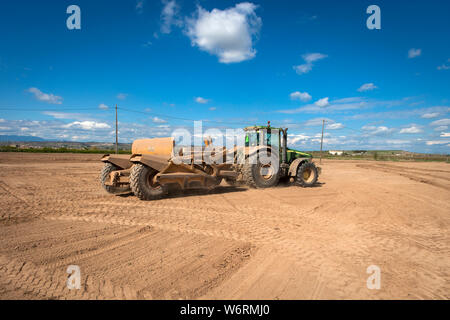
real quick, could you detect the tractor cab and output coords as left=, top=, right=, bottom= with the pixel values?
left=243, top=122, right=312, bottom=166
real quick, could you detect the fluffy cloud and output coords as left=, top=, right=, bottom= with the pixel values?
left=160, top=0, right=182, bottom=34
left=357, top=83, right=378, bottom=92
left=151, top=117, right=167, bottom=123
left=437, top=58, right=450, bottom=70
left=362, top=125, right=394, bottom=136
left=279, top=97, right=367, bottom=114
left=136, top=0, right=144, bottom=14
left=185, top=2, right=262, bottom=63
left=421, top=112, right=439, bottom=119
left=327, top=123, right=344, bottom=130
left=426, top=141, right=448, bottom=146
left=314, top=97, right=329, bottom=108
left=293, top=53, right=327, bottom=75
left=287, top=134, right=310, bottom=145
left=63, top=121, right=110, bottom=130
left=440, top=132, right=450, bottom=137
left=98, top=103, right=109, bottom=110
left=408, top=48, right=421, bottom=58
left=27, top=87, right=62, bottom=104
left=290, top=91, right=311, bottom=102
left=42, top=111, right=84, bottom=120
left=303, top=118, right=334, bottom=126
left=399, top=125, right=423, bottom=134
left=430, top=119, right=450, bottom=126
left=117, top=93, right=128, bottom=100
left=195, top=97, right=209, bottom=104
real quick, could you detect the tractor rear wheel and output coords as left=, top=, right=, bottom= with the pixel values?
left=100, top=163, right=131, bottom=194
left=295, top=162, right=318, bottom=187
left=130, top=163, right=168, bottom=200
left=243, top=160, right=280, bottom=188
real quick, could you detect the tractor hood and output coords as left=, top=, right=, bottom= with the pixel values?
left=287, top=148, right=313, bottom=158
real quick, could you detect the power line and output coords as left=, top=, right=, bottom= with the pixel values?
left=0, top=105, right=371, bottom=134
left=117, top=106, right=256, bottom=126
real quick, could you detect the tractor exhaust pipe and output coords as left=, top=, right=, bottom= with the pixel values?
left=282, top=128, right=288, bottom=164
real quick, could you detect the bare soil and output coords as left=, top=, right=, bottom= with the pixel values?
left=0, top=152, right=448, bottom=299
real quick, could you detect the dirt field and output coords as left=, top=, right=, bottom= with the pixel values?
left=0, top=152, right=448, bottom=300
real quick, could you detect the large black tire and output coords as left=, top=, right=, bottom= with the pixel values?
left=295, top=162, right=318, bottom=187
left=130, top=163, right=168, bottom=200
left=100, top=163, right=131, bottom=194
left=243, top=159, right=280, bottom=188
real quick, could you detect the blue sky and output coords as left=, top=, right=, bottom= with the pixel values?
left=0, top=0, right=449, bottom=153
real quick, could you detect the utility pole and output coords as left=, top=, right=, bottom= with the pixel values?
left=320, top=119, right=325, bottom=164
left=115, top=104, right=118, bottom=154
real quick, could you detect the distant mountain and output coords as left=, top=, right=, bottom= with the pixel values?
left=0, top=135, right=46, bottom=142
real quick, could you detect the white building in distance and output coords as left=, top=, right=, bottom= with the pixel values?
left=329, top=150, right=344, bottom=156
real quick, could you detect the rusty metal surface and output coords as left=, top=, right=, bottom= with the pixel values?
left=101, top=154, right=133, bottom=169
left=132, top=137, right=174, bottom=159
left=130, top=154, right=169, bottom=172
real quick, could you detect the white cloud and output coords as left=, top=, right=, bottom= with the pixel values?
left=399, top=125, right=423, bottom=134
left=209, top=107, right=216, bottom=111
left=408, top=48, right=421, bottom=58
left=437, top=64, right=450, bottom=70
left=185, top=2, right=262, bottom=63
left=152, top=117, right=167, bottom=123
left=290, top=91, right=311, bottom=102
left=27, top=87, right=63, bottom=104
left=430, top=118, right=450, bottom=126
left=98, top=103, right=109, bottom=110
left=42, top=111, right=82, bottom=120
left=426, top=140, right=448, bottom=146
left=63, top=121, right=110, bottom=130
left=287, top=134, right=310, bottom=145
left=160, top=0, right=182, bottom=34
left=357, top=83, right=378, bottom=92
left=303, top=118, right=333, bottom=126
left=279, top=96, right=367, bottom=114
left=293, top=53, right=327, bottom=75
left=434, top=126, right=448, bottom=131
left=136, top=0, right=144, bottom=14
left=195, top=97, right=209, bottom=104
left=362, top=125, right=394, bottom=135
left=327, top=123, right=344, bottom=130
left=117, top=93, right=128, bottom=100
left=314, top=97, right=329, bottom=108
left=385, top=139, right=411, bottom=145
left=303, top=53, right=327, bottom=64
left=440, top=132, right=450, bottom=137
left=421, top=112, right=439, bottom=119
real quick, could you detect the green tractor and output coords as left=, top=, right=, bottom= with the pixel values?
left=231, top=122, right=321, bottom=188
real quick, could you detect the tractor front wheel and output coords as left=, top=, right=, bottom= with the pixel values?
left=130, top=163, right=168, bottom=200
left=295, top=162, right=318, bottom=187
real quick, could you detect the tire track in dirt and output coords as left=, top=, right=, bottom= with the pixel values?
left=357, top=163, right=450, bottom=190
left=0, top=255, right=140, bottom=299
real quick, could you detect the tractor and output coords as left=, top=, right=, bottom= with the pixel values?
left=100, top=123, right=320, bottom=200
